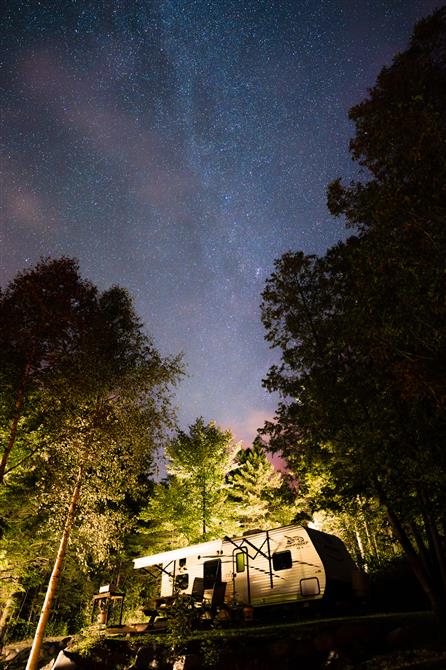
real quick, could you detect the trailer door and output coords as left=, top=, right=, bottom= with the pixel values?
left=232, top=547, right=250, bottom=605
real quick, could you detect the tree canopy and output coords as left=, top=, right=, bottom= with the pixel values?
left=0, top=257, right=96, bottom=483
left=141, top=418, right=240, bottom=546
left=260, top=8, right=446, bottom=621
left=227, top=441, right=297, bottom=531
left=0, top=258, right=183, bottom=658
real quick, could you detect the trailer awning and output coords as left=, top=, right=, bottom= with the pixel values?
left=133, top=539, right=222, bottom=569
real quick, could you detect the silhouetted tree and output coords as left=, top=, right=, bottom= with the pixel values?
left=0, top=257, right=95, bottom=483
left=261, top=8, right=446, bottom=622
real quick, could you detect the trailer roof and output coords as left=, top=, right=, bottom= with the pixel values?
left=133, top=539, right=222, bottom=569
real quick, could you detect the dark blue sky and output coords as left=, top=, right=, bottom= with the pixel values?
left=1, top=0, right=441, bottom=444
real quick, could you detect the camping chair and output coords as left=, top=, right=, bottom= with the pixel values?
left=191, top=577, right=205, bottom=604
left=210, top=581, right=226, bottom=612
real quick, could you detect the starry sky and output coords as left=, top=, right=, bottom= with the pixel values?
left=1, top=0, right=441, bottom=446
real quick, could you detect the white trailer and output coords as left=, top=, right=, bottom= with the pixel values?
left=134, top=524, right=359, bottom=616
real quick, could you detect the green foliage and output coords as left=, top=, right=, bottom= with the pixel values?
left=260, top=8, right=446, bottom=619
left=200, top=635, right=222, bottom=668
left=227, top=441, right=298, bottom=530
left=0, top=257, right=183, bottom=643
left=139, top=476, right=203, bottom=550
left=118, top=567, right=159, bottom=625
left=141, top=418, right=240, bottom=547
left=70, top=627, right=106, bottom=659
left=138, top=425, right=304, bottom=566
left=0, top=257, right=99, bottom=483
left=164, top=593, right=201, bottom=659
left=163, top=595, right=223, bottom=667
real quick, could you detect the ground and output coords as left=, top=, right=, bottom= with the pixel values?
left=2, top=611, right=446, bottom=669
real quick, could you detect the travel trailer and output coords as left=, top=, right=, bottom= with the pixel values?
left=134, top=524, right=361, bottom=619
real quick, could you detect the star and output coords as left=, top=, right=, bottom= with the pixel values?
left=1, top=0, right=439, bottom=445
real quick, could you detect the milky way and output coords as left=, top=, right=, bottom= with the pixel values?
left=1, top=0, right=440, bottom=444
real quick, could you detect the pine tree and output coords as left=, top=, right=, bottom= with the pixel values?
left=141, top=419, right=239, bottom=546
left=227, top=442, right=284, bottom=531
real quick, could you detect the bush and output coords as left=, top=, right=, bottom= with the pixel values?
left=367, top=557, right=429, bottom=612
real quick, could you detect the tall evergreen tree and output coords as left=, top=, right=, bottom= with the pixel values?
left=227, top=442, right=295, bottom=531
left=141, top=418, right=239, bottom=546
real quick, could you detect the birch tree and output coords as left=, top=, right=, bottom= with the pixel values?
left=0, top=258, right=95, bottom=484
left=0, top=277, right=183, bottom=670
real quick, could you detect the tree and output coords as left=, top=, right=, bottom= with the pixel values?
left=327, top=6, right=446, bottom=409
left=227, top=441, right=297, bottom=531
left=260, top=8, right=446, bottom=622
left=0, top=462, right=59, bottom=647
left=141, top=419, right=239, bottom=546
left=0, top=258, right=96, bottom=483
left=0, top=261, right=182, bottom=669
left=294, top=458, right=398, bottom=568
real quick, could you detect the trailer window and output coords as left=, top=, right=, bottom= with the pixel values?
left=272, top=550, right=292, bottom=571
left=300, top=577, right=320, bottom=596
left=175, top=573, right=189, bottom=591
left=203, top=559, right=221, bottom=589
left=179, top=557, right=187, bottom=568
left=235, top=551, right=245, bottom=573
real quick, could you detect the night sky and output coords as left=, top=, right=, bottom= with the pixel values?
left=1, top=0, right=441, bottom=446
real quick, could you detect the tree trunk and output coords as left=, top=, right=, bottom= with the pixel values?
left=418, top=488, right=446, bottom=595
left=0, top=594, right=17, bottom=651
left=354, top=523, right=365, bottom=560
left=0, top=365, right=30, bottom=484
left=378, top=486, right=446, bottom=623
left=408, top=520, right=431, bottom=577
left=429, top=518, right=446, bottom=595
left=202, top=477, right=206, bottom=537
left=25, top=465, right=84, bottom=670
left=361, top=507, right=379, bottom=559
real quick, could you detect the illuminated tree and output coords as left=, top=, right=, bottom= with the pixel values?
left=0, top=261, right=182, bottom=668
left=227, top=442, right=296, bottom=530
left=25, top=286, right=181, bottom=669
left=0, top=258, right=95, bottom=484
left=141, top=419, right=239, bottom=546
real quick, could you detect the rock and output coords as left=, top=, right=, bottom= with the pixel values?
left=0, top=648, right=31, bottom=670
left=267, top=638, right=293, bottom=658
left=387, top=625, right=412, bottom=648
left=334, top=623, right=371, bottom=648
left=313, top=630, right=336, bottom=654
left=171, top=654, right=201, bottom=670
left=52, top=650, right=81, bottom=669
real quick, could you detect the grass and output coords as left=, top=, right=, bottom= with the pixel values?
left=65, top=610, right=446, bottom=669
